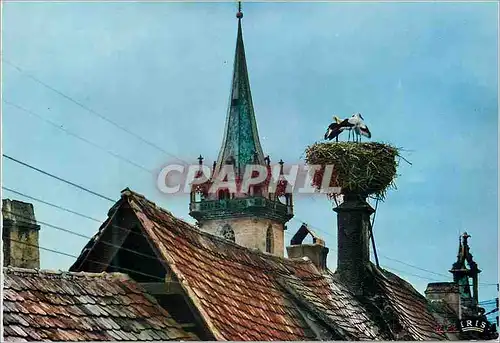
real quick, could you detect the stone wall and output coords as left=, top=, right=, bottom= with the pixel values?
left=425, top=282, right=461, bottom=316
left=200, top=218, right=285, bottom=257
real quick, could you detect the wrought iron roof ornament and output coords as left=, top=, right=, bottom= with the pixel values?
left=236, top=1, right=243, bottom=19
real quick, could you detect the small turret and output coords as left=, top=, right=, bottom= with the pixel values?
left=449, top=232, right=481, bottom=311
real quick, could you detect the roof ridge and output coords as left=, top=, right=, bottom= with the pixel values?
left=374, top=264, right=427, bottom=299
left=124, top=189, right=316, bottom=267
left=3, top=266, right=131, bottom=281
left=123, top=187, right=182, bottom=220
left=121, top=187, right=146, bottom=199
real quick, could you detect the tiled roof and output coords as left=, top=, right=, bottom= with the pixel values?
left=2, top=267, right=197, bottom=342
left=127, top=192, right=328, bottom=340
left=425, top=282, right=459, bottom=294
left=370, top=265, right=448, bottom=340
left=70, top=189, right=451, bottom=341
left=74, top=190, right=387, bottom=340
left=279, top=271, right=386, bottom=340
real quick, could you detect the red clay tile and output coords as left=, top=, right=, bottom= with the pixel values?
left=2, top=267, right=196, bottom=341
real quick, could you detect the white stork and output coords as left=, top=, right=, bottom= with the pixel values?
left=324, top=116, right=345, bottom=142
left=348, top=113, right=371, bottom=142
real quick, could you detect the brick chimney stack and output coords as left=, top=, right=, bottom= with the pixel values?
left=286, top=223, right=329, bottom=272
left=425, top=282, right=461, bottom=318
left=2, top=199, right=41, bottom=269
left=333, top=193, right=374, bottom=296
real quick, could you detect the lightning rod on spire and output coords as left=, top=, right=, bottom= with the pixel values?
left=236, top=1, right=243, bottom=19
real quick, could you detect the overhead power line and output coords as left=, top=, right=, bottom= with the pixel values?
left=382, top=265, right=440, bottom=282
left=2, top=186, right=195, bottom=250
left=485, top=308, right=499, bottom=316
left=288, top=216, right=443, bottom=283
left=5, top=209, right=318, bottom=277
left=6, top=238, right=166, bottom=282
left=5, top=153, right=497, bottom=287
left=2, top=186, right=103, bottom=223
left=3, top=100, right=153, bottom=174
left=2, top=154, right=115, bottom=203
left=3, top=185, right=295, bottom=242
left=3, top=54, right=494, bottom=290
left=480, top=300, right=498, bottom=305
left=293, top=165, right=498, bottom=287
left=289, top=215, right=497, bottom=286
left=3, top=210, right=159, bottom=262
left=379, top=255, right=449, bottom=279
left=2, top=58, right=186, bottom=163
left=3, top=181, right=493, bottom=286
left=2, top=142, right=495, bottom=287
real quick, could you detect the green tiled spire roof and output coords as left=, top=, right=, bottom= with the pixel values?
left=214, top=11, right=266, bottom=179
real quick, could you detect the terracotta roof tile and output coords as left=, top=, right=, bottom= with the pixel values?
left=370, top=265, right=448, bottom=340
left=2, top=267, right=197, bottom=341
left=117, top=191, right=388, bottom=340
left=69, top=189, right=452, bottom=341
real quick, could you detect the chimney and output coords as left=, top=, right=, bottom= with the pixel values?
left=286, top=223, right=329, bottom=272
left=425, top=282, right=461, bottom=318
left=333, top=193, right=374, bottom=296
left=2, top=199, right=41, bottom=269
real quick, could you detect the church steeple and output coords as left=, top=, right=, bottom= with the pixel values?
left=214, top=3, right=265, bottom=179
left=189, top=2, right=293, bottom=256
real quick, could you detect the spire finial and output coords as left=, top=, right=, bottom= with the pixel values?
left=462, top=231, right=471, bottom=246
left=236, top=1, right=243, bottom=19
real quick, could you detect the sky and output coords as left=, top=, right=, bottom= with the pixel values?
left=1, top=1, right=498, bottom=304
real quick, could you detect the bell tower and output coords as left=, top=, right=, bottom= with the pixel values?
left=189, top=3, right=294, bottom=256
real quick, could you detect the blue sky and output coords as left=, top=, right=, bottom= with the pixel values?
left=2, top=1, right=498, bottom=302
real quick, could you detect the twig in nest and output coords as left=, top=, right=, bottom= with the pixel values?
left=304, top=142, right=401, bottom=199
left=398, top=155, right=412, bottom=165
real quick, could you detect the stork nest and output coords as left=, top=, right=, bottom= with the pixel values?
left=305, top=142, right=401, bottom=200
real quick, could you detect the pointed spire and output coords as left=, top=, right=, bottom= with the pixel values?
left=214, top=1, right=266, bottom=179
